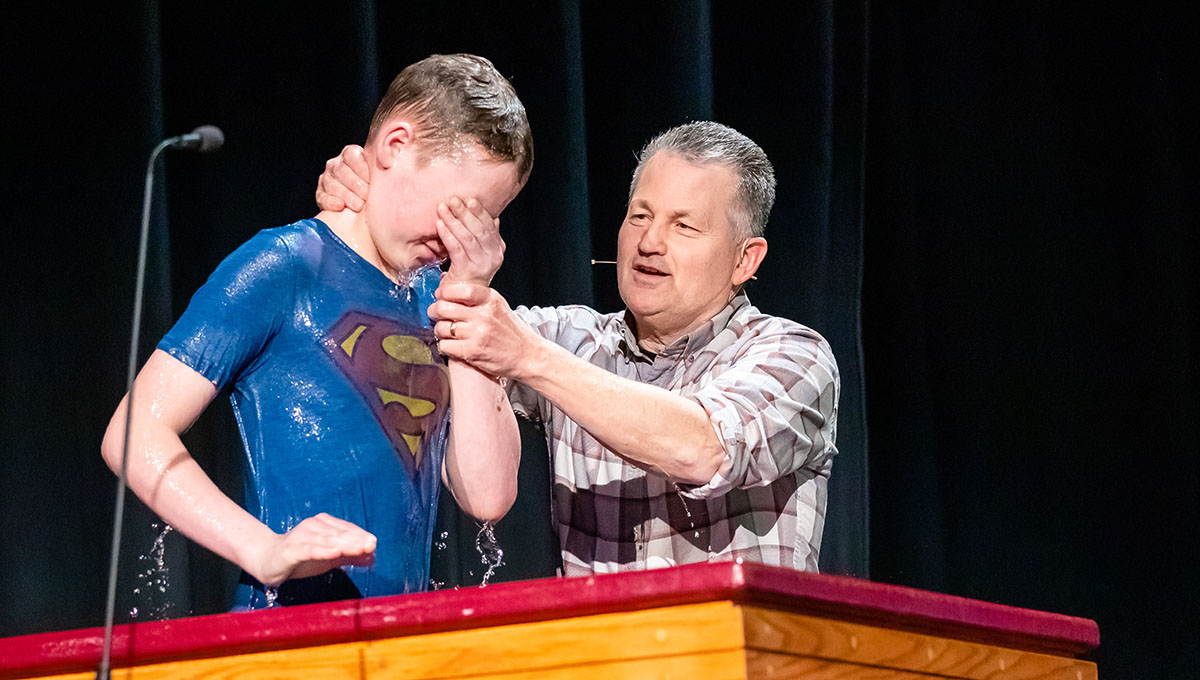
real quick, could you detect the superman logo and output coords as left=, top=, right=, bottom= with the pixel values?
left=326, top=311, right=449, bottom=476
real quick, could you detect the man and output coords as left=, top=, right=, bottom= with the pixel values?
left=101, top=54, right=529, bottom=608
left=317, top=121, right=839, bottom=574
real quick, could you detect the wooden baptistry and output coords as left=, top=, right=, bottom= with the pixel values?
left=0, top=561, right=1099, bottom=679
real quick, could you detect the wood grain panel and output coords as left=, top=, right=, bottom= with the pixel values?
left=77, top=641, right=364, bottom=680
left=376, top=649, right=748, bottom=680
left=742, top=607, right=1096, bottom=680
left=748, top=650, right=981, bottom=679
left=364, top=601, right=746, bottom=678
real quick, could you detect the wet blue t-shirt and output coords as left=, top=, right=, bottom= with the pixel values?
left=159, top=218, right=447, bottom=609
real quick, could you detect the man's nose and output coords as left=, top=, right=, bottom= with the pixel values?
left=637, top=220, right=668, bottom=254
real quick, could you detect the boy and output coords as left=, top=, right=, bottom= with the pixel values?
left=101, top=54, right=531, bottom=609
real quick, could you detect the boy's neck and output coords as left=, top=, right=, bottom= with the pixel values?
left=316, top=209, right=401, bottom=283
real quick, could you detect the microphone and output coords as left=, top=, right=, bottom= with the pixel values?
left=95, top=126, right=224, bottom=680
left=593, top=258, right=757, bottom=280
left=167, top=125, right=225, bottom=153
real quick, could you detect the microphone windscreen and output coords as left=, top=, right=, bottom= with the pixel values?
left=191, top=125, right=225, bottom=153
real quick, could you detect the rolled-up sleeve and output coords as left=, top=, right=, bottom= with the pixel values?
left=682, top=327, right=839, bottom=498
left=505, top=305, right=565, bottom=422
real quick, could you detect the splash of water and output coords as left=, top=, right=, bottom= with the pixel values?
left=672, top=483, right=700, bottom=539
left=429, top=531, right=450, bottom=590
left=672, top=483, right=716, bottom=560
left=130, top=522, right=178, bottom=620
left=474, top=522, right=504, bottom=587
left=265, top=586, right=279, bottom=608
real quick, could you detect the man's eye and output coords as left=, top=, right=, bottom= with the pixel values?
left=678, top=223, right=698, bottom=232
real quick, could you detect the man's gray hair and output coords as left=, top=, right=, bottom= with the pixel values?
left=628, top=121, right=776, bottom=240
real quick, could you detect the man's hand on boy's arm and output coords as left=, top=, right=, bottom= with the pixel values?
left=101, top=350, right=377, bottom=588
left=315, top=145, right=369, bottom=212
left=430, top=285, right=726, bottom=485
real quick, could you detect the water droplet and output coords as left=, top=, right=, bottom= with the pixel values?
left=265, top=586, right=279, bottom=608
left=673, top=484, right=713, bottom=556
left=474, top=522, right=504, bottom=587
left=131, top=523, right=177, bottom=620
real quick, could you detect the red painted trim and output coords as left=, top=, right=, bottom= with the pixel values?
left=0, top=563, right=1098, bottom=678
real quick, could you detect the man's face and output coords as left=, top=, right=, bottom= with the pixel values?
left=617, top=152, right=744, bottom=342
left=367, top=140, right=519, bottom=273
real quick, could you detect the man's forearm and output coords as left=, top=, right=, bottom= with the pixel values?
left=516, top=337, right=725, bottom=484
left=443, top=359, right=520, bottom=521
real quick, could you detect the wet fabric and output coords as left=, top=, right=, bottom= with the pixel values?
left=160, top=218, right=448, bottom=609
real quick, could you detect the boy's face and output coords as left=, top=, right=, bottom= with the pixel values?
left=366, top=138, right=520, bottom=274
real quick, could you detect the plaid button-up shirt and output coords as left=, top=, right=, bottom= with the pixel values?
left=509, top=293, right=839, bottom=576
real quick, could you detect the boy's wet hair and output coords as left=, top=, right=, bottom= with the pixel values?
left=369, top=54, right=534, bottom=185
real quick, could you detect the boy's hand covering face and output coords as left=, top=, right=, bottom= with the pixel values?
left=437, top=196, right=505, bottom=286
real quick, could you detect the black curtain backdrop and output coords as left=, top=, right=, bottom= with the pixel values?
left=862, top=4, right=1198, bottom=680
left=1, top=2, right=1194, bottom=679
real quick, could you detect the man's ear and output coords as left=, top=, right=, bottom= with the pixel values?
left=372, top=120, right=416, bottom=170
left=732, top=237, right=768, bottom=286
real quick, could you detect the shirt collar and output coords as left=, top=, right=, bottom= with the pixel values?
left=617, top=293, right=750, bottom=361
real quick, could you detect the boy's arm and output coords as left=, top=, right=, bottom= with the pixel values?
left=101, top=349, right=377, bottom=587
left=441, top=361, right=520, bottom=521
left=435, top=196, right=521, bottom=521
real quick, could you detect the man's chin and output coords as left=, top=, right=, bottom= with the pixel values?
left=622, top=297, right=669, bottom=323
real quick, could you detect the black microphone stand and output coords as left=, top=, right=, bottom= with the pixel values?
left=94, top=124, right=224, bottom=678
left=94, top=136, right=174, bottom=680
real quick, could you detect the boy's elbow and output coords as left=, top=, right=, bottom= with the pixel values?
left=463, top=489, right=517, bottom=525
left=100, top=413, right=125, bottom=474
